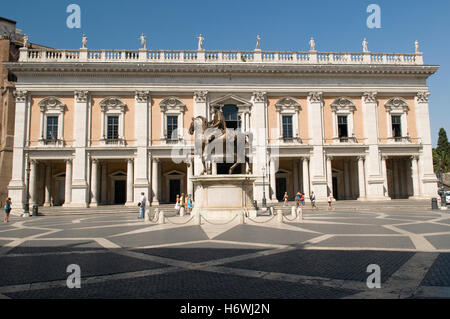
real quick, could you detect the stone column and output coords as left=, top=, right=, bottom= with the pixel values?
left=212, top=159, right=217, bottom=175
left=251, top=92, right=269, bottom=204
left=411, top=156, right=420, bottom=198
left=358, top=156, right=366, bottom=200
left=307, top=92, right=327, bottom=199
left=415, top=92, right=436, bottom=198
left=126, top=159, right=134, bottom=206
left=90, top=159, right=99, bottom=207
left=8, top=90, right=29, bottom=210
left=303, top=157, right=310, bottom=196
left=344, top=160, right=350, bottom=199
left=187, top=158, right=194, bottom=197
left=393, top=159, right=400, bottom=198
left=293, top=159, right=299, bottom=195
left=194, top=91, right=209, bottom=176
left=381, top=156, right=389, bottom=198
left=326, top=156, right=333, bottom=198
left=362, top=92, right=385, bottom=200
left=270, top=157, right=277, bottom=201
left=101, top=162, right=108, bottom=204
left=151, top=158, right=160, bottom=206
left=70, top=91, right=89, bottom=207
left=44, top=164, right=52, bottom=207
left=29, top=160, right=38, bottom=206
left=134, top=91, right=150, bottom=201
left=63, top=159, right=72, bottom=206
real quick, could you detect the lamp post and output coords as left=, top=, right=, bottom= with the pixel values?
left=262, top=166, right=267, bottom=208
left=24, top=153, right=31, bottom=217
left=439, top=158, right=447, bottom=209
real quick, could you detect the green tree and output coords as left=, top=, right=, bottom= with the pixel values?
left=433, top=128, right=450, bottom=173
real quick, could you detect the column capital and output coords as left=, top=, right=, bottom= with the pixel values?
left=153, top=158, right=160, bottom=164
left=326, top=155, right=334, bottom=161
left=357, top=155, right=366, bottom=161
left=308, top=92, right=323, bottom=103
left=13, top=89, right=28, bottom=103
left=381, top=155, right=389, bottom=161
left=30, top=159, right=38, bottom=165
left=127, top=158, right=134, bottom=164
left=65, top=158, right=73, bottom=164
left=252, top=91, right=267, bottom=103
left=410, top=155, right=419, bottom=161
left=416, top=91, right=430, bottom=103
left=75, top=90, right=89, bottom=103
left=362, top=92, right=378, bottom=103
left=194, top=91, right=208, bottom=103
left=135, top=91, right=150, bottom=103
left=91, top=158, right=98, bottom=165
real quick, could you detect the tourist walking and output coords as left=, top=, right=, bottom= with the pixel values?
left=310, top=192, right=318, bottom=210
left=138, top=193, right=146, bottom=219
left=4, top=198, right=11, bottom=223
left=283, top=192, right=288, bottom=206
left=300, top=193, right=306, bottom=208
left=327, top=195, right=334, bottom=211
left=187, top=194, right=194, bottom=213
left=295, top=192, right=301, bottom=208
left=174, top=195, right=181, bottom=213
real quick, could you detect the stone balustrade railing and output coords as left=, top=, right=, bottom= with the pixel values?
left=18, top=47, right=424, bottom=65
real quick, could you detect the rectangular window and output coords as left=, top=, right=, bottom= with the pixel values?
left=46, top=116, right=58, bottom=140
left=167, top=116, right=178, bottom=140
left=338, top=116, right=348, bottom=141
left=107, top=116, right=119, bottom=140
left=282, top=116, right=293, bottom=139
left=392, top=115, right=402, bottom=141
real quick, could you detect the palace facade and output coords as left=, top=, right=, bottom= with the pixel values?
left=5, top=40, right=439, bottom=210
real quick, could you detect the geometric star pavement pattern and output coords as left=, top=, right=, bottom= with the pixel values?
left=1, top=208, right=450, bottom=299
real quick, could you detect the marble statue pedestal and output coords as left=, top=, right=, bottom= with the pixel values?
left=191, top=175, right=257, bottom=221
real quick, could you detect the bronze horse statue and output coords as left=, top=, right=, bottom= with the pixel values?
left=188, top=116, right=252, bottom=175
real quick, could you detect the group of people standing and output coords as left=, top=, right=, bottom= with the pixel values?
left=175, top=193, right=193, bottom=215
left=283, top=192, right=334, bottom=211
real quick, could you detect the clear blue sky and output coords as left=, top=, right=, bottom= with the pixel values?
left=2, top=0, right=449, bottom=146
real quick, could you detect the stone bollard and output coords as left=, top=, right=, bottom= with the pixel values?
left=270, top=206, right=274, bottom=216
left=277, top=209, right=283, bottom=224
left=239, top=211, right=245, bottom=224
left=193, top=209, right=201, bottom=225
left=158, top=210, right=165, bottom=224
left=297, top=207, right=303, bottom=222
left=291, top=206, right=297, bottom=219
left=144, top=208, right=151, bottom=223
left=180, top=206, right=185, bottom=217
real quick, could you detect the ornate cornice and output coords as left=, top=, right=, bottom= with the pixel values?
left=6, top=62, right=438, bottom=76
left=275, top=97, right=301, bottom=111
left=160, top=97, right=186, bottom=112
left=13, top=89, right=28, bottom=103
left=135, top=90, right=150, bottom=103
left=194, top=91, right=208, bottom=103
left=363, top=92, right=377, bottom=103
left=38, top=97, right=66, bottom=113
left=99, top=97, right=126, bottom=112
left=75, top=90, right=89, bottom=103
left=416, top=91, right=430, bottom=103
left=331, top=97, right=356, bottom=112
left=385, top=97, right=409, bottom=113
left=308, top=92, right=323, bottom=103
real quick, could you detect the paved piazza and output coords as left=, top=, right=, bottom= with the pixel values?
left=1, top=204, right=450, bottom=299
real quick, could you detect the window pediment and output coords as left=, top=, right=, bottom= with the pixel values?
left=99, top=97, right=126, bottom=112
left=385, top=98, right=409, bottom=113
left=38, top=97, right=66, bottom=113
left=160, top=97, right=186, bottom=113
left=210, top=94, right=252, bottom=109
left=331, top=98, right=356, bottom=113
left=275, top=97, right=301, bottom=112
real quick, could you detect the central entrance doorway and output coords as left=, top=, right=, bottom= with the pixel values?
left=169, top=179, right=181, bottom=203
left=114, top=180, right=126, bottom=204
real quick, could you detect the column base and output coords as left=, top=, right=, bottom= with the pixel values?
left=151, top=201, right=160, bottom=206
left=43, top=202, right=52, bottom=207
left=357, top=196, right=367, bottom=201
left=125, top=201, right=135, bottom=207
left=90, top=202, right=99, bottom=208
